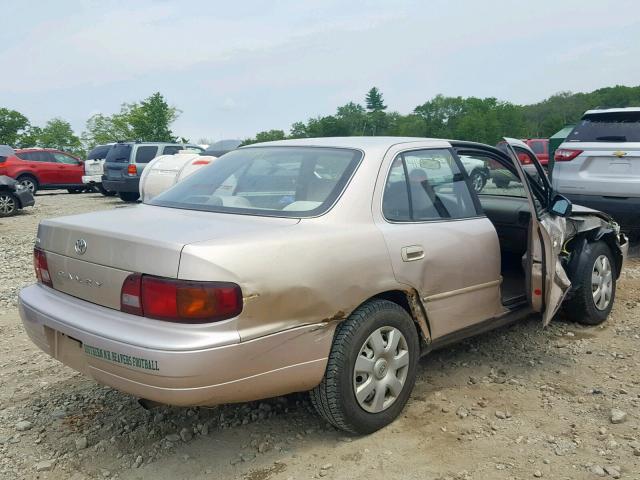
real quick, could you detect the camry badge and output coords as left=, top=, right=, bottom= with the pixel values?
left=613, top=151, right=627, bottom=158
left=74, top=238, right=87, bottom=255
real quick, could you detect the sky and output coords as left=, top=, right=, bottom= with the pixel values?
left=1, top=0, right=639, bottom=143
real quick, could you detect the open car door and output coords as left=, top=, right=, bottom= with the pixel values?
left=501, top=138, right=571, bottom=326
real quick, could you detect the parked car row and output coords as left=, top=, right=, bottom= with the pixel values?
left=19, top=135, right=628, bottom=434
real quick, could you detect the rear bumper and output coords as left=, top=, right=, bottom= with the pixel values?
left=566, top=194, right=640, bottom=232
left=82, top=175, right=102, bottom=184
left=18, top=284, right=333, bottom=406
left=102, top=176, right=139, bottom=193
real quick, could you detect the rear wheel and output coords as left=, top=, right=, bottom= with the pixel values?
left=97, top=184, right=117, bottom=196
left=16, top=175, right=38, bottom=194
left=310, top=299, right=419, bottom=434
left=493, top=178, right=510, bottom=189
left=563, top=241, right=616, bottom=325
left=0, top=191, right=18, bottom=217
left=118, top=192, right=140, bottom=202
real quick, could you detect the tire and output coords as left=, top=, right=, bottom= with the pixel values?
left=0, top=191, right=18, bottom=217
left=118, top=192, right=140, bottom=202
left=310, top=299, right=419, bottom=434
left=469, top=170, right=487, bottom=193
left=493, top=178, right=510, bottom=189
left=563, top=241, right=616, bottom=325
left=16, top=175, right=38, bottom=195
left=97, top=184, right=117, bottom=196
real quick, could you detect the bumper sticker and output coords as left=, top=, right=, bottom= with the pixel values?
left=84, top=344, right=160, bottom=372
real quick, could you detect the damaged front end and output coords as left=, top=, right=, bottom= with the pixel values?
left=560, top=207, right=629, bottom=300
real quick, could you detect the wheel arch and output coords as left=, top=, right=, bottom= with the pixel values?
left=15, top=171, right=39, bottom=183
left=350, top=289, right=432, bottom=348
left=566, top=228, right=623, bottom=281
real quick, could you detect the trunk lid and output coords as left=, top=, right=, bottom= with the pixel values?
left=37, top=205, right=299, bottom=309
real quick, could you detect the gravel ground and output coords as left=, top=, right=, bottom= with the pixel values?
left=0, top=191, right=639, bottom=480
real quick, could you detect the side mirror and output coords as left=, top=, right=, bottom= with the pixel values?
left=550, top=194, right=572, bottom=217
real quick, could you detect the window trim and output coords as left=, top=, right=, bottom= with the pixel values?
left=381, top=147, right=484, bottom=225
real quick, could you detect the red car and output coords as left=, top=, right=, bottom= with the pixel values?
left=0, top=148, right=85, bottom=194
left=521, top=138, right=549, bottom=167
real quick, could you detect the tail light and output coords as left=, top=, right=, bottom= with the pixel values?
left=192, top=159, right=211, bottom=165
left=120, top=274, right=242, bottom=323
left=33, top=247, right=53, bottom=287
left=127, top=164, right=137, bottom=176
left=554, top=149, right=583, bottom=162
left=517, top=153, right=531, bottom=165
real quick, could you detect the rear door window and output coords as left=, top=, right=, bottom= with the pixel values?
left=162, top=145, right=182, bottom=155
left=52, top=153, right=79, bottom=164
left=567, top=111, right=640, bottom=142
left=135, top=146, right=159, bottom=163
left=383, top=149, right=479, bottom=222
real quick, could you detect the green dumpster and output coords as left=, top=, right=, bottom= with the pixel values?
left=548, top=124, right=575, bottom=178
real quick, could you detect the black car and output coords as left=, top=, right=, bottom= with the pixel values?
left=0, top=175, right=35, bottom=217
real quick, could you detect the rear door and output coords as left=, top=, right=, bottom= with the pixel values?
left=375, top=143, right=504, bottom=339
left=502, top=138, right=570, bottom=326
left=133, top=145, right=159, bottom=176
left=18, top=151, right=58, bottom=184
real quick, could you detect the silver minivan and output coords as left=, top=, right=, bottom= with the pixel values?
left=552, top=108, right=640, bottom=235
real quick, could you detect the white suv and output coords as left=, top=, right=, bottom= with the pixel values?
left=552, top=107, right=640, bottom=236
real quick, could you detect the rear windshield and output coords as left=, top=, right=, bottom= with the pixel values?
left=88, top=145, right=112, bottom=160
left=105, top=144, right=132, bottom=163
left=567, top=111, right=640, bottom=142
left=150, top=146, right=362, bottom=217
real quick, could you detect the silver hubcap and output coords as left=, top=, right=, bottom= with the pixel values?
left=20, top=179, right=35, bottom=192
left=0, top=194, right=15, bottom=214
left=353, top=326, right=409, bottom=413
left=472, top=173, right=483, bottom=192
left=592, top=254, right=613, bottom=311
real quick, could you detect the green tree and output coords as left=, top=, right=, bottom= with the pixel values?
left=336, top=102, right=367, bottom=135
left=365, top=87, right=387, bottom=112
left=16, top=126, right=42, bottom=148
left=38, top=118, right=82, bottom=154
left=81, top=106, right=134, bottom=148
left=241, top=129, right=287, bottom=146
left=128, top=92, right=179, bottom=142
left=0, top=108, right=30, bottom=146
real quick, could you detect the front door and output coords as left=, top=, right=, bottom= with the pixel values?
left=374, top=144, right=504, bottom=340
left=51, top=152, right=83, bottom=184
left=502, top=138, right=570, bottom=326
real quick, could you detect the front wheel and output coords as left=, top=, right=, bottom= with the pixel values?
left=563, top=241, right=616, bottom=325
left=118, top=192, right=140, bottom=202
left=310, top=299, right=419, bottom=434
left=0, top=191, right=18, bottom=217
left=469, top=170, right=487, bottom=193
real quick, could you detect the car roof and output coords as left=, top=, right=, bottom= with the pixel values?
left=16, top=148, right=64, bottom=152
left=242, top=136, right=451, bottom=152
left=584, top=107, right=640, bottom=115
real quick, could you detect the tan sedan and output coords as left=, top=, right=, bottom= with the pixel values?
left=19, top=137, right=627, bottom=434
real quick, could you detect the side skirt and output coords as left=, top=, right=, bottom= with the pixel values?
left=422, top=305, right=534, bottom=355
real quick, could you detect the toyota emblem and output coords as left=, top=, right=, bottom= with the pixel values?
left=74, top=238, right=87, bottom=255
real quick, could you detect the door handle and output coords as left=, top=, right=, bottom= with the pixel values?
left=401, top=245, right=424, bottom=262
